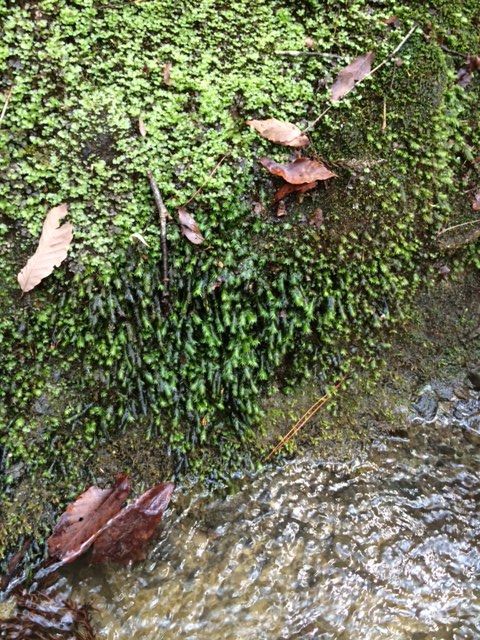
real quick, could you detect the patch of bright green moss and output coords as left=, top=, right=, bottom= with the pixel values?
left=0, top=0, right=479, bottom=557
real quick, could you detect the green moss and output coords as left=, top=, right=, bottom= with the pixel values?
left=0, top=0, right=479, bottom=557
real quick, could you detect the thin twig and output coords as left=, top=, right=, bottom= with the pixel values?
left=382, top=97, right=387, bottom=131
left=439, top=44, right=466, bottom=59
left=437, top=218, right=480, bottom=236
left=265, top=375, right=347, bottom=461
left=0, top=86, right=13, bottom=126
left=181, top=153, right=229, bottom=207
left=303, top=23, right=418, bottom=134
left=275, top=50, right=342, bottom=59
left=147, top=171, right=169, bottom=297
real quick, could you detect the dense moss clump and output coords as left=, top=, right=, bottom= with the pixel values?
left=0, top=0, right=479, bottom=556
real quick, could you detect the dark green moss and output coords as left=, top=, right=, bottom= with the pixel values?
left=0, top=0, right=479, bottom=557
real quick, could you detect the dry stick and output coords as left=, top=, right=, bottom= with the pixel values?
left=265, top=375, right=347, bottom=461
left=437, top=218, right=480, bottom=236
left=181, top=153, right=229, bottom=207
left=147, top=171, right=169, bottom=297
left=275, top=51, right=342, bottom=59
left=303, top=23, right=419, bottom=134
left=0, top=86, right=13, bottom=126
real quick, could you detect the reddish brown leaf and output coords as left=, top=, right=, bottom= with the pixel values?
left=17, top=204, right=73, bottom=293
left=90, top=482, right=175, bottom=564
left=274, top=180, right=318, bottom=202
left=178, top=207, right=205, bottom=244
left=246, top=118, right=309, bottom=148
left=457, top=54, right=480, bottom=87
left=47, top=474, right=131, bottom=563
left=309, top=208, right=324, bottom=228
left=472, top=191, right=480, bottom=211
left=260, top=157, right=336, bottom=184
left=163, top=61, right=172, bottom=86
left=331, top=51, right=374, bottom=101
left=276, top=200, right=287, bottom=217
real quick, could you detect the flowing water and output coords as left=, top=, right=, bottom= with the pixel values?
left=63, top=387, right=480, bottom=640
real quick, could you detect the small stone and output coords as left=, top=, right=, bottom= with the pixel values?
left=467, top=368, right=480, bottom=390
left=412, top=389, right=438, bottom=421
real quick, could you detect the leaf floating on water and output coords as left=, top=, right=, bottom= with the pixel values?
left=178, top=207, right=205, bottom=245
left=331, top=51, right=374, bottom=101
left=274, top=180, right=318, bottom=202
left=260, top=157, right=336, bottom=184
left=90, top=482, right=175, bottom=564
left=139, top=116, right=147, bottom=137
left=17, top=204, right=73, bottom=293
left=47, top=474, right=131, bottom=564
left=246, top=118, right=309, bottom=148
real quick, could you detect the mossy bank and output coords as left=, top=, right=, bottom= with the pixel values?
left=0, top=0, right=479, bottom=559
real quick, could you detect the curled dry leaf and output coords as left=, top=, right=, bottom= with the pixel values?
left=47, top=474, right=131, bottom=564
left=309, top=207, right=324, bottom=228
left=274, top=180, right=318, bottom=202
left=276, top=200, right=287, bottom=217
left=246, top=118, right=309, bottom=148
left=130, top=232, right=149, bottom=246
left=17, top=203, right=73, bottom=293
left=260, top=157, right=336, bottom=184
left=90, top=482, right=175, bottom=564
left=139, top=117, right=147, bottom=137
left=163, top=61, right=172, bottom=86
left=331, top=51, right=374, bottom=101
left=178, top=207, right=205, bottom=245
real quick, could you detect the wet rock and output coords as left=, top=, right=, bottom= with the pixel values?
left=467, top=368, right=480, bottom=390
left=412, top=388, right=438, bottom=421
left=431, top=381, right=454, bottom=401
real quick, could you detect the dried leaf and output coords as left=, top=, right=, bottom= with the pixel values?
left=304, top=36, right=316, bottom=49
left=163, top=61, right=172, bottom=86
left=17, top=204, right=73, bottom=293
left=139, top=117, right=147, bottom=137
left=276, top=200, right=287, bottom=217
left=90, top=482, right=175, bottom=564
left=309, top=208, right=324, bottom=228
left=130, top=232, right=149, bottom=246
left=331, top=51, right=374, bottom=101
left=260, top=157, right=336, bottom=184
left=472, top=191, right=480, bottom=211
left=274, top=180, right=318, bottom=202
left=457, top=55, right=480, bottom=87
left=246, top=118, right=309, bottom=148
left=178, top=207, right=205, bottom=244
left=47, top=474, right=131, bottom=563
left=384, top=15, right=400, bottom=27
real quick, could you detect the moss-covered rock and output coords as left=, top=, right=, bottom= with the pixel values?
left=0, top=0, right=479, bottom=558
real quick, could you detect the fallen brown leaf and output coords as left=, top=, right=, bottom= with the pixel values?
left=472, top=191, right=480, bottom=211
left=163, top=61, right=172, bottom=86
left=90, top=482, right=175, bottom=563
left=274, top=180, right=318, bottom=202
left=47, top=474, right=131, bottom=564
left=309, top=208, right=324, bottom=228
left=17, top=204, right=73, bottom=293
left=139, top=116, right=147, bottom=137
left=260, top=157, right=336, bottom=184
left=178, top=207, right=205, bottom=244
left=246, top=118, right=309, bottom=148
left=331, top=51, right=374, bottom=101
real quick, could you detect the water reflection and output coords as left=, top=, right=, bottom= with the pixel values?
left=66, top=393, right=480, bottom=639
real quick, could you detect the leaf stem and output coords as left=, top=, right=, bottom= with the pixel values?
left=147, top=171, right=169, bottom=299
left=437, top=218, right=480, bottom=236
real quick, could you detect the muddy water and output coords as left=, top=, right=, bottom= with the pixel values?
left=65, top=388, right=480, bottom=640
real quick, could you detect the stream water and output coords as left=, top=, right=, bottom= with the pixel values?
left=62, top=386, right=480, bottom=640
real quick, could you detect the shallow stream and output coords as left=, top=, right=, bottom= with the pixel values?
left=63, top=386, right=480, bottom=640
